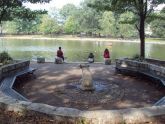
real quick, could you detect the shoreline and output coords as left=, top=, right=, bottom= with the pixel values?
left=0, top=35, right=165, bottom=44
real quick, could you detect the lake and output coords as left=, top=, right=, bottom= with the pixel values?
left=0, top=38, right=165, bottom=62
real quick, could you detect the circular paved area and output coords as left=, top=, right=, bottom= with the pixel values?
left=16, top=62, right=165, bottom=110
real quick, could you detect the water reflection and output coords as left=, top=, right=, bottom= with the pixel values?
left=0, top=39, right=164, bottom=62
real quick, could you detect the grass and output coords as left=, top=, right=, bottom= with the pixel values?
left=146, top=38, right=165, bottom=42
left=1, top=34, right=165, bottom=43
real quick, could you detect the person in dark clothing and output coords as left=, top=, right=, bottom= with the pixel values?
left=88, top=53, right=94, bottom=63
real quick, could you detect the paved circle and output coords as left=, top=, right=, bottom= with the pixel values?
left=53, top=80, right=124, bottom=106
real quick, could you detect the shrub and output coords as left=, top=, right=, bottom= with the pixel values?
left=132, top=54, right=140, bottom=60
left=0, top=51, right=13, bottom=64
left=132, top=54, right=145, bottom=61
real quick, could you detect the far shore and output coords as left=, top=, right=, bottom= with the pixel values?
left=0, top=35, right=165, bottom=44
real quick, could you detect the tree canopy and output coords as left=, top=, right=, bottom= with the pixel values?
left=88, top=0, right=165, bottom=58
left=2, top=0, right=164, bottom=40
left=0, top=0, right=50, bottom=24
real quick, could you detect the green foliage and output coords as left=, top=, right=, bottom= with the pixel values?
left=150, top=19, right=165, bottom=38
left=3, top=21, right=18, bottom=34
left=2, top=0, right=164, bottom=40
left=99, top=11, right=137, bottom=37
left=3, top=14, right=44, bottom=34
left=150, top=9, right=165, bottom=38
left=132, top=54, right=140, bottom=60
left=99, top=11, right=118, bottom=36
left=60, top=4, right=78, bottom=20
left=78, top=2, right=102, bottom=34
left=0, top=0, right=50, bottom=24
left=64, top=16, right=78, bottom=34
left=88, top=0, right=165, bottom=58
left=0, top=51, right=13, bottom=64
left=39, top=14, right=61, bottom=34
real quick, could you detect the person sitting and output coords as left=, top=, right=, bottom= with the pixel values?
left=103, top=48, right=111, bottom=65
left=88, top=53, right=94, bottom=63
left=55, top=47, right=64, bottom=64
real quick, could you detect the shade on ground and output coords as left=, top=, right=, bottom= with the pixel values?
left=15, top=63, right=165, bottom=110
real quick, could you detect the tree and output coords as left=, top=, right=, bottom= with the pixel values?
left=89, top=0, right=165, bottom=58
left=99, top=11, right=119, bottom=37
left=39, top=14, right=61, bottom=34
left=150, top=8, right=165, bottom=38
left=3, top=13, right=47, bottom=34
left=78, top=1, right=102, bottom=36
left=0, top=0, right=50, bottom=27
left=60, top=4, right=78, bottom=21
left=119, top=12, right=138, bottom=38
left=64, top=16, right=78, bottom=34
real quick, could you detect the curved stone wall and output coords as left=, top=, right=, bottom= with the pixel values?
left=0, top=95, right=165, bottom=123
left=0, top=60, right=30, bottom=81
left=0, top=60, right=165, bottom=123
left=116, top=58, right=165, bottom=81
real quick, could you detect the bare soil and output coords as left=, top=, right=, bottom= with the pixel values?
left=15, top=62, right=165, bottom=111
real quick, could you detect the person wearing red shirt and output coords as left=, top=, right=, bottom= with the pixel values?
left=104, top=48, right=110, bottom=58
left=103, top=48, right=111, bottom=64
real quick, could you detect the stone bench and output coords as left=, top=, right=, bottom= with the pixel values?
left=0, top=67, right=36, bottom=101
left=154, top=96, right=165, bottom=106
left=0, top=68, right=36, bottom=100
left=37, top=57, right=45, bottom=63
left=0, top=61, right=37, bottom=101
left=104, top=59, right=111, bottom=65
left=0, top=60, right=30, bottom=80
left=115, top=59, right=165, bottom=87
left=55, top=57, right=67, bottom=64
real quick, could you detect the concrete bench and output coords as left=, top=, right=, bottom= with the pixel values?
left=116, top=66, right=165, bottom=87
left=154, top=96, right=165, bottom=106
left=104, top=58, right=111, bottom=65
left=37, top=57, right=45, bottom=63
left=140, top=71, right=165, bottom=86
left=16, top=67, right=37, bottom=76
left=55, top=57, right=67, bottom=64
left=0, top=67, right=36, bottom=101
left=115, top=59, right=165, bottom=87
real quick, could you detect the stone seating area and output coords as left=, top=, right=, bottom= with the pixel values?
left=116, top=58, right=165, bottom=87
left=104, top=59, right=111, bottom=65
left=0, top=61, right=164, bottom=123
left=154, top=96, right=165, bottom=106
left=115, top=58, right=165, bottom=106
left=55, top=57, right=63, bottom=64
left=37, top=57, right=45, bottom=63
left=0, top=60, right=36, bottom=101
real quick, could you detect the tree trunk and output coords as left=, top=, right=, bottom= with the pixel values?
left=139, top=15, right=145, bottom=59
left=0, top=22, right=2, bottom=35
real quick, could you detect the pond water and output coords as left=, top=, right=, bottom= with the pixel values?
left=0, top=39, right=165, bottom=62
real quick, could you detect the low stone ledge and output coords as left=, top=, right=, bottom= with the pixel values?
left=0, top=60, right=30, bottom=80
left=0, top=95, right=165, bottom=124
left=116, top=58, right=165, bottom=79
left=145, top=58, right=165, bottom=67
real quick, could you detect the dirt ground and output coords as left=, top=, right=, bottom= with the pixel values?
left=15, top=62, right=165, bottom=110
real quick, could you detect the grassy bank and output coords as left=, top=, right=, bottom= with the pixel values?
left=146, top=38, right=165, bottom=42
left=0, top=35, right=165, bottom=43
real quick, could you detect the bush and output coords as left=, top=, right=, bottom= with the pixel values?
left=132, top=54, right=140, bottom=60
left=132, top=54, right=145, bottom=61
left=0, top=51, right=13, bottom=64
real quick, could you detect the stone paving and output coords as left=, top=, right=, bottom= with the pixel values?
left=15, top=62, right=165, bottom=110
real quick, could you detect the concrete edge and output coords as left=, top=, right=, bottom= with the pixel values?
left=0, top=95, right=165, bottom=123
